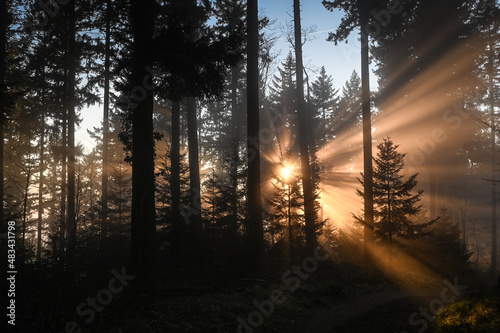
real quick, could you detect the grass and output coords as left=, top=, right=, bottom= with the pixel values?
left=431, top=294, right=500, bottom=333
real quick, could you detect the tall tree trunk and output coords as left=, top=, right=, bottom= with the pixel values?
left=101, top=0, right=112, bottom=236
left=230, top=65, right=239, bottom=234
left=489, top=34, right=497, bottom=274
left=171, top=100, right=182, bottom=264
left=37, top=109, right=45, bottom=260
left=51, top=145, right=58, bottom=254
left=246, top=0, right=264, bottom=268
left=294, top=0, right=317, bottom=252
left=22, top=153, right=33, bottom=252
left=359, top=0, right=374, bottom=259
left=130, top=0, right=156, bottom=277
left=0, top=0, right=6, bottom=226
left=60, top=108, right=67, bottom=255
left=186, top=97, right=202, bottom=237
left=66, top=0, right=77, bottom=255
left=22, top=137, right=34, bottom=252
left=38, top=60, right=47, bottom=260
left=22, top=171, right=30, bottom=251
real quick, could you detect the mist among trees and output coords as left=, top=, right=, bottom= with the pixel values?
left=1, top=0, right=499, bottom=332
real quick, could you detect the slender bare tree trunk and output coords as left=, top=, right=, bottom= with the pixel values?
left=60, top=108, right=67, bottom=255
left=37, top=109, right=45, bottom=260
left=230, top=65, right=240, bottom=235
left=22, top=148, right=33, bottom=251
left=130, top=0, right=156, bottom=277
left=67, top=0, right=77, bottom=255
left=294, top=0, right=317, bottom=253
left=186, top=97, right=202, bottom=238
left=359, top=0, right=374, bottom=260
left=171, top=100, right=182, bottom=264
left=101, top=0, right=112, bottom=236
left=489, top=34, right=497, bottom=274
left=246, top=0, right=264, bottom=268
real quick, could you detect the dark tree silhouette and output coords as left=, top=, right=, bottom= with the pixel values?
left=129, top=0, right=156, bottom=276
left=310, top=66, right=339, bottom=145
left=66, top=0, right=77, bottom=256
left=294, top=0, right=317, bottom=252
left=323, top=0, right=374, bottom=258
left=214, top=0, right=246, bottom=235
left=0, top=0, right=6, bottom=227
left=265, top=163, right=303, bottom=260
left=101, top=0, right=112, bottom=233
left=355, top=138, right=435, bottom=243
left=170, top=100, right=183, bottom=264
left=186, top=97, right=202, bottom=238
left=246, top=0, right=264, bottom=268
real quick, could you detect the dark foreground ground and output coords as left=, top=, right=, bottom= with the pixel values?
left=8, top=258, right=499, bottom=333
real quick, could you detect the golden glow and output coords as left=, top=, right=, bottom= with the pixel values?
left=281, top=164, right=293, bottom=181
left=259, top=27, right=495, bottom=279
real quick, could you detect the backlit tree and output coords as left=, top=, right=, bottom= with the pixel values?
left=355, top=137, right=436, bottom=244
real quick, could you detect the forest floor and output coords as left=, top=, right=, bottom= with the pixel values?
left=77, top=261, right=479, bottom=332
left=296, top=288, right=434, bottom=333
left=13, top=257, right=488, bottom=333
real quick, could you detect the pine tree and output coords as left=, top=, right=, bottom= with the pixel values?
left=265, top=160, right=303, bottom=259
left=310, top=66, right=339, bottom=145
left=156, top=145, right=190, bottom=251
left=355, top=137, right=435, bottom=244
left=269, top=52, right=297, bottom=154
left=336, top=70, right=361, bottom=137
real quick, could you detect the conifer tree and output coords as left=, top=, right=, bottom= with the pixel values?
left=265, top=161, right=303, bottom=258
left=355, top=137, right=435, bottom=244
left=336, top=70, right=361, bottom=137
left=269, top=52, right=297, bottom=154
left=310, top=66, right=339, bottom=145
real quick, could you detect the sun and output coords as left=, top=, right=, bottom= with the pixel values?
left=281, top=164, right=293, bottom=181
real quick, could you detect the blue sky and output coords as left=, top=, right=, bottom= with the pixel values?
left=262, top=0, right=361, bottom=89
left=77, top=1, right=364, bottom=151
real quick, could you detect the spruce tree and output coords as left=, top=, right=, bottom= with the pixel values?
left=355, top=137, right=435, bottom=244
left=265, top=160, right=303, bottom=259
left=269, top=52, right=297, bottom=154
left=336, top=70, right=361, bottom=137
left=310, top=66, right=339, bottom=145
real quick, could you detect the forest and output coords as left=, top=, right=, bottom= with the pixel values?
left=1, top=0, right=500, bottom=332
